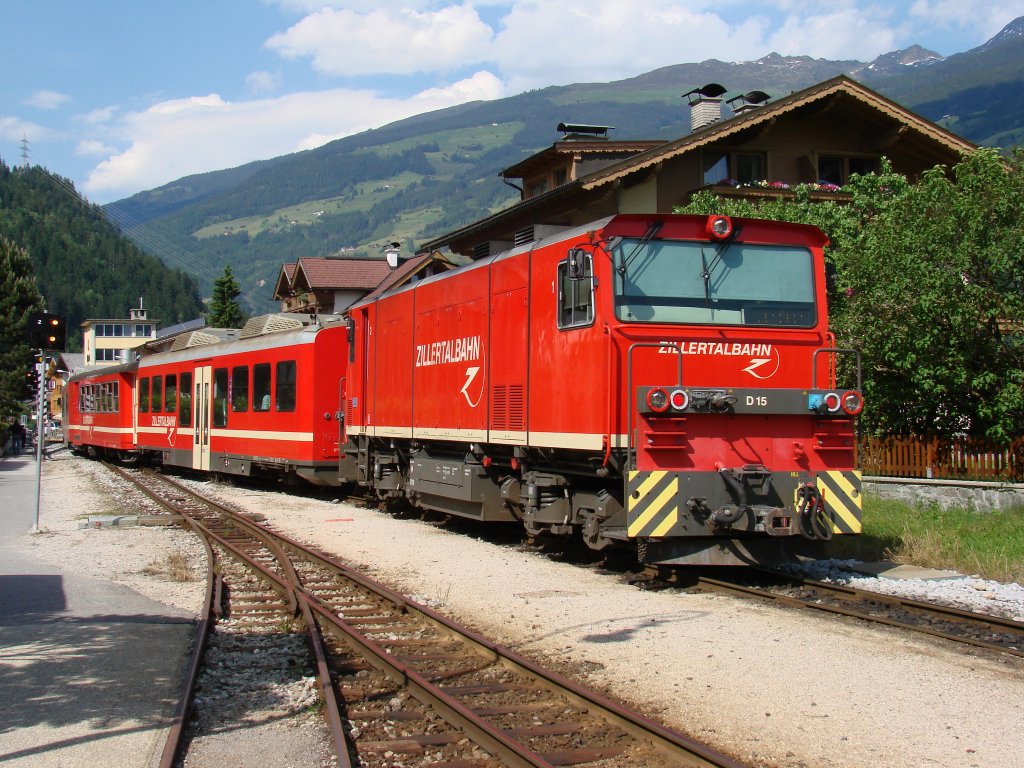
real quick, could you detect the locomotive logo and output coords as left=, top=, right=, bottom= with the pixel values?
left=416, top=334, right=486, bottom=407
left=661, top=341, right=781, bottom=380
left=461, top=366, right=484, bottom=408
left=741, top=345, right=781, bottom=379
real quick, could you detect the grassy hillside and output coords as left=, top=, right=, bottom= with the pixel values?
left=106, top=33, right=1024, bottom=314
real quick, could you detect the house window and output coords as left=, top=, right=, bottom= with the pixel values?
left=818, top=154, right=878, bottom=185
left=702, top=150, right=766, bottom=185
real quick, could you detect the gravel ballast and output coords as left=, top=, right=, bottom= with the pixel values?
left=27, top=455, right=1024, bottom=768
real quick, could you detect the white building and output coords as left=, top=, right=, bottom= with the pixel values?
left=81, top=304, right=158, bottom=367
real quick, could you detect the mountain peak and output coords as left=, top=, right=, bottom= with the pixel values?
left=980, top=16, right=1024, bottom=50
left=862, top=45, right=943, bottom=75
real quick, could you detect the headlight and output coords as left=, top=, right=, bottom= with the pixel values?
left=646, top=387, right=669, bottom=412
left=841, top=390, right=864, bottom=415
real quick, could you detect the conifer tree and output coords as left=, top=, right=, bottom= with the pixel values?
left=0, top=236, right=44, bottom=419
left=206, top=265, right=247, bottom=328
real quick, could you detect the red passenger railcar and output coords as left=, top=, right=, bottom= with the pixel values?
left=66, top=361, right=140, bottom=460
left=135, top=322, right=348, bottom=485
left=342, top=213, right=863, bottom=565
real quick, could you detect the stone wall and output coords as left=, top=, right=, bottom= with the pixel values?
left=864, top=476, right=1024, bottom=512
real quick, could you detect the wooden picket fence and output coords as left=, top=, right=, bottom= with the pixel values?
left=858, top=435, right=1024, bottom=482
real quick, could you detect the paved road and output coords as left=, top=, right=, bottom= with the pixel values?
left=0, top=452, right=194, bottom=768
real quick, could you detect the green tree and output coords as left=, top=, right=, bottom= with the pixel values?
left=677, top=150, right=1024, bottom=441
left=206, top=265, right=247, bottom=328
left=0, top=236, right=44, bottom=420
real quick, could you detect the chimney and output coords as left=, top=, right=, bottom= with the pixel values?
left=683, top=83, right=727, bottom=131
left=556, top=122, right=612, bottom=141
left=727, top=90, right=771, bottom=117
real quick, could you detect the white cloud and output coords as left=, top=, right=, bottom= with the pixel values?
left=246, top=70, right=283, bottom=96
left=767, top=8, right=899, bottom=59
left=0, top=115, right=50, bottom=142
left=489, top=1, right=770, bottom=92
left=265, top=5, right=494, bottom=76
left=78, top=106, right=119, bottom=125
left=909, top=0, right=1024, bottom=39
left=24, top=90, right=72, bottom=110
left=81, top=73, right=505, bottom=201
left=75, top=139, right=118, bottom=157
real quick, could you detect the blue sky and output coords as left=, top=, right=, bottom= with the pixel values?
left=3, top=0, right=1023, bottom=204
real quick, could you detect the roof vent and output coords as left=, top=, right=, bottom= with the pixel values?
left=683, top=83, right=727, bottom=131
left=169, top=329, right=237, bottom=351
left=238, top=313, right=313, bottom=339
left=727, top=90, right=770, bottom=116
left=514, top=224, right=570, bottom=247
left=557, top=123, right=613, bottom=141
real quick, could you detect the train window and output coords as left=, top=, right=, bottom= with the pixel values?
left=613, top=238, right=815, bottom=327
left=112, top=381, right=120, bottom=413
left=139, top=378, right=150, bottom=413
left=152, top=375, right=164, bottom=413
left=232, top=366, right=249, bottom=412
left=179, top=372, right=192, bottom=427
left=165, top=374, right=177, bottom=413
left=557, top=254, right=595, bottom=329
left=213, top=368, right=228, bottom=427
left=253, top=363, right=271, bottom=412
left=275, top=360, right=296, bottom=412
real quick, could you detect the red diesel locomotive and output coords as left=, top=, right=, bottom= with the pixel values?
left=341, top=213, right=863, bottom=565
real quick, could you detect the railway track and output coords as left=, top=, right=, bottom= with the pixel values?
left=649, top=567, right=1024, bottom=659
left=104, top=463, right=749, bottom=768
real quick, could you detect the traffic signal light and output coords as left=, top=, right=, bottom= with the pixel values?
left=29, top=312, right=66, bottom=350
left=24, top=366, right=40, bottom=398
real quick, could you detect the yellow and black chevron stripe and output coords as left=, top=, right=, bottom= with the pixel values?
left=814, top=470, right=863, bottom=534
left=627, top=470, right=685, bottom=537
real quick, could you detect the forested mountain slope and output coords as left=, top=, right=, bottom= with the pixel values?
left=0, top=161, right=203, bottom=350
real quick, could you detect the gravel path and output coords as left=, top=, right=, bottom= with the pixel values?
left=27, top=455, right=1024, bottom=768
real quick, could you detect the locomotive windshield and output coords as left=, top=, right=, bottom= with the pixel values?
left=611, top=237, right=816, bottom=327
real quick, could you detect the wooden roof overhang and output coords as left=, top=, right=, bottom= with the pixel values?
left=420, top=76, right=976, bottom=258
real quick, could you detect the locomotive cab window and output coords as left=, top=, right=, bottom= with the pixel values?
left=213, top=368, right=228, bottom=427
left=557, top=253, right=595, bottom=329
left=612, top=237, right=816, bottom=327
left=275, top=360, right=297, bottom=412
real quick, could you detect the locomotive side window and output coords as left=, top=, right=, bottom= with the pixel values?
left=165, top=374, right=177, bottom=413
left=232, top=366, right=249, bottom=411
left=275, top=360, right=297, bottom=412
left=179, top=372, right=192, bottom=427
left=213, top=368, right=229, bottom=427
left=253, top=363, right=271, bottom=411
left=112, top=381, right=119, bottom=413
left=139, top=377, right=150, bottom=413
left=152, top=375, right=164, bottom=413
left=557, top=254, right=594, bottom=329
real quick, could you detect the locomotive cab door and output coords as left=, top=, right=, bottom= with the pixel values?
left=192, top=363, right=212, bottom=471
